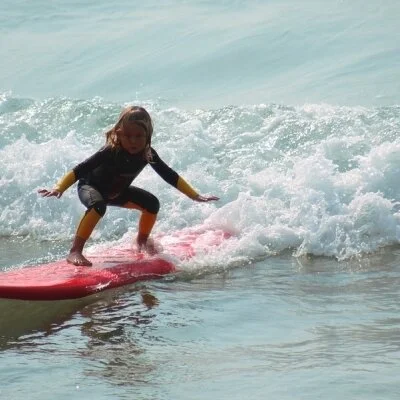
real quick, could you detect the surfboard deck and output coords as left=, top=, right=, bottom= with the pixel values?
left=0, top=227, right=230, bottom=301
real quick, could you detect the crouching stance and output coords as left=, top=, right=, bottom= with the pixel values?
left=39, top=106, right=219, bottom=266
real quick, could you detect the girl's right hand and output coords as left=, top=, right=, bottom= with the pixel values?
left=38, top=189, right=62, bottom=198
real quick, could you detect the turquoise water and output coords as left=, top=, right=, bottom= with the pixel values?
left=1, top=1, right=400, bottom=399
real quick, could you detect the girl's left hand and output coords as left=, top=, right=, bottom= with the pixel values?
left=38, top=188, right=62, bottom=198
left=193, top=194, right=220, bottom=202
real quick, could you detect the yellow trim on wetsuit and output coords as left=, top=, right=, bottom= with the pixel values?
left=139, top=212, right=157, bottom=236
left=54, top=170, right=76, bottom=193
left=76, top=208, right=102, bottom=240
left=122, top=202, right=158, bottom=236
left=177, top=177, right=199, bottom=199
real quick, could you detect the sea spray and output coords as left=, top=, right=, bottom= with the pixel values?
left=1, top=95, right=400, bottom=261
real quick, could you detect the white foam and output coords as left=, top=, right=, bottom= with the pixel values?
left=1, top=99, right=400, bottom=263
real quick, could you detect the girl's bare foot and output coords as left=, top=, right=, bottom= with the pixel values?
left=67, top=251, right=92, bottom=266
left=136, top=237, right=161, bottom=255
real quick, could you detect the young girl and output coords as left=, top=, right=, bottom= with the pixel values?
left=38, top=106, right=219, bottom=266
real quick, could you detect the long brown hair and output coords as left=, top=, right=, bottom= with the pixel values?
left=105, top=106, right=154, bottom=162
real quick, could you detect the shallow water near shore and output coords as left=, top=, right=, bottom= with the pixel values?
left=1, top=244, right=400, bottom=399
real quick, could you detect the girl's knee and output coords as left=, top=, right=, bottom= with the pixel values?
left=147, top=195, right=160, bottom=214
left=91, top=201, right=107, bottom=217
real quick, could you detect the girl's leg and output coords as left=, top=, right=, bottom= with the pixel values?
left=68, top=185, right=106, bottom=266
left=134, top=209, right=158, bottom=251
left=109, top=187, right=160, bottom=253
left=67, top=207, right=102, bottom=265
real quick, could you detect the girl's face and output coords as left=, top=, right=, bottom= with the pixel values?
left=119, top=123, right=148, bottom=154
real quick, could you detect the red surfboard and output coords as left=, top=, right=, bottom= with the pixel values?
left=0, top=228, right=230, bottom=301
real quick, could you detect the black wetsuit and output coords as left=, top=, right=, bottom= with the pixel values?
left=71, top=145, right=191, bottom=215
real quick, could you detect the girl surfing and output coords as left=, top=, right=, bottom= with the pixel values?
left=39, top=106, right=219, bottom=266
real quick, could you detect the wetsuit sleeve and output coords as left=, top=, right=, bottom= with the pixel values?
left=149, top=148, right=199, bottom=199
left=54, top=170, right=76, bottom=193
left=54, top=146, right=111, bottom=193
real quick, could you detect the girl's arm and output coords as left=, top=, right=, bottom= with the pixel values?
left=149, top=148, right=219, bottom=202
left=38, top=146, right=111, bottom=198
left=176, top=177, right=219, bottom=202
left=38, top=170, right=76, bottom=198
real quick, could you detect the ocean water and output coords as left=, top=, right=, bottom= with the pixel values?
left=1, top=1, right=400, bottom=399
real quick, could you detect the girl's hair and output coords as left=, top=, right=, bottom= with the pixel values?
left=105, top=106, right=154, bottom=162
